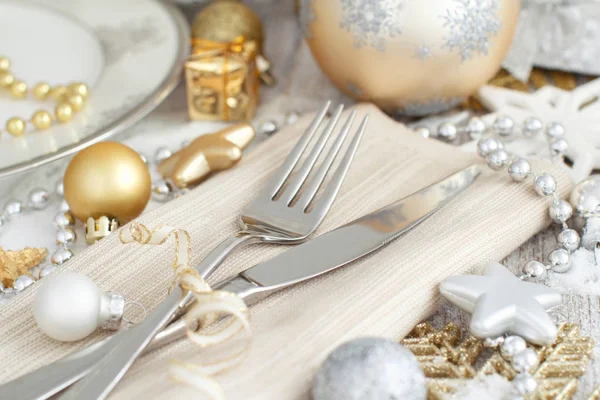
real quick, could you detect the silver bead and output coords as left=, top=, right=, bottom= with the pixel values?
left=477, top=137, right=503, bottom=157
left=13, top=275, right=35, bottom=292
left=55, top=179, right=64, bottom=197
left=522, top=260, right=546, bottom=279
left=413, top=126, right=430, bottom=139
left=550, top=138, right=568, bottom=156
left=4, top=200, right=24, bottom=218
left=437, top=122, right=457, bottom=141
left=546, top=122, right=565, bottom=139
left=486, top=149, right=510, bottom=170
left=466, top=117, right=487, bottom=139
left=54, top=211, right=74, bottom=228
left=259, top=120, right=279, bottom=136
left=549, top=200, right=573, bottom=224
left=512, top=373, right=537, bottom=395
left=500, top=336, right=527, bottom=360
left=493, top=115, right=514, bottom=136
left=548, top=248, right=571, bottom=273
left=28, top=188, right=49, bottom=210
left=522, top=116, right=543, bottom=137
left=508, top=159, right=531, bottom=182
left=285, top=110, right=300, bottom=125
left=154, top=147, right=172, bottom=164
left=58, top=199, right=70, bottom=212
left=557, top=229, right=580, bottom=252
left=39, top=264, right=57, bottom=279
left=51, top=248, right=74, bottom=265
left=56, top=228, right=77, bottom=245
left=152, top=179, right=174, bottom=202
left=533, top=174, right=557, bottom=196
left=512, top=348, right=539, bottom=373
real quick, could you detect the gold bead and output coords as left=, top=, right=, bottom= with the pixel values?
left=51, top=85, right=67, bottom=100
left=68, top=82, right=89, bottom=99
left=10, top=80, right=28, bottom=99
left=0, top=56, right=10, bottom=72
left=67, top=94, right=85, bottom=112
left=0, top=72, right=14, bottom=87
left=33, top=82, right=51, bottom=100
left=31, top=110, right=53, bottom=130
left=55, top=103, right=74, bottom=123
left=6, top=117, right=26, bottom=136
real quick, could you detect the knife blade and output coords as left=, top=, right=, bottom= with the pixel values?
left=3, top=165, right=479, bottom=400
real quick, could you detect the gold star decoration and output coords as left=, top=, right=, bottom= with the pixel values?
left=401, top=322, right=594, bottom=399
left=0, top=246, right=48, bottom=288
left=158, top=123, right=255, bottom=188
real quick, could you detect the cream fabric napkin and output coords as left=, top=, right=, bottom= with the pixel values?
left=0, top=104, right=572, bottom=399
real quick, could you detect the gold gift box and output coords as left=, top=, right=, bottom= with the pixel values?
left=185, top=37, right=259, bottom=122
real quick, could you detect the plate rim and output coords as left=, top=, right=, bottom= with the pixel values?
left=0, top=1, right=190, bottom=179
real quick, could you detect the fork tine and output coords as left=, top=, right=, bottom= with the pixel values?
left=279, top=104, right=345, bottom=205
left=296, top=110, right=356, bottom=211
left=264, top=101, right=331, bottom=198
left=310, top=115, right=368, bottom=215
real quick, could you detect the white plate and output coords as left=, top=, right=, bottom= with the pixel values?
left=0, top=0, right=189, bottom=178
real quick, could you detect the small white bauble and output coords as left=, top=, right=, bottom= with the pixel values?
left=33, top=271, right=124, bottom=341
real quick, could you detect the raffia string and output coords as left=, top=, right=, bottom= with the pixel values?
left=119, top=223, right=251, bottom=400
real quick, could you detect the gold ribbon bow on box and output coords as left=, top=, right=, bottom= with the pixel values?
left=185, top=36, right=260, bottom=122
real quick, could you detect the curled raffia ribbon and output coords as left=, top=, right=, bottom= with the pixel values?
left=120, top=223, right=251, bottom=400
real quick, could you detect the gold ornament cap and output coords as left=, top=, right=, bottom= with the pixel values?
left=85, top=216, right=119, bottom=244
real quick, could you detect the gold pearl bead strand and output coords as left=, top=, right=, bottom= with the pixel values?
left=0, top=56, right=90, bottom=138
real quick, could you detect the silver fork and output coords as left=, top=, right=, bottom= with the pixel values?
left=55, top=102, right=368, bottom=400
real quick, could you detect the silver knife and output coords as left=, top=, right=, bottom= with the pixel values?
left=3, top=165, right=479, bottom=400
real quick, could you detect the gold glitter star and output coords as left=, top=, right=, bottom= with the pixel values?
left=0, top=246, right=48, bottom=288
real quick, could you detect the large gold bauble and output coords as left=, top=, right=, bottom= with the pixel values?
left=301, top=0, right=520, bottom=115
left=63, top=142, right=151, bottom=224
left=192, top=0, right=264, bottom=52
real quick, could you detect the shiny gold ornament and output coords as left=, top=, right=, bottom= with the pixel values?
left=158, top=123, right=255, bottom=188
left=6, top=117, right=26, bottom=136
left=63, top=141, right=152, bottom=244
left=55, top=103, right=73, bottom=123
left=0, top=246, right=48, bottom=288
left=31, top=110, right=52, bottom=130
left=68, top=82, right=89, bottom=100
left=302, top=0, right=520, bottom=115
left=67, top=94, right=85, bottom=112
left=402, top=322, right=594, bottom=400
left=33, top=82, right=51, bottom=100
left=10, top=80, right=27, bottom=99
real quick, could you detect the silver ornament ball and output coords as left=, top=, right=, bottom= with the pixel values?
left=548, top=248, right=571, bottom=273
left=53, top=211, right=74, bottom=228
left=486, top=149, right=510, bottom=170
left=550, top=138, right=568, bottom=156
left=4, top=200, right=24, bottom=218
left=151, top=179, right=174, bottom=202
left=511, top=348, right=539, bottom=373
left=259, top=120, right=279, bottom=136
left=522, top=116, right=543, bottom=137
left=512, top=373, right=537, bottom=395
left=477, top=137, right=503, bottom=157
left=28, top=188, right=49, bottom=210
left=312, top=337, right=426, bottom=400
left=56, top=228, right=77, bottom=245
left=13, top=275, right=35, bottom=292
left=413, top=126, right=430, bottom=139
left=548, top=200, right=573, bottom=224
left=493, top=115, right=514, bottom=136
left=500, top=336, right=527, bottom=360
left=437, top=122, right=457, bottom=142
left=545, top=122, right=565, bottom=139
left=508, top=159, right=531, bottom=182
left=557, top=229, right=580, bottom=252
left=154, top=147, right=172, bottom=164
left=522, top=260, right=546, bottom=279
left=51, top=248, right=74, bottom=265
left=466, top=117, right=486, bottom=139
left=533, top=174, right=557, bottom=197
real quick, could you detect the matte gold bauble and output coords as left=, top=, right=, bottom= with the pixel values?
left=301, top=0, right=520, bottom=115
left=192, top=0, right=264, bottom=53
left=63, top=142, right=151, bottom=225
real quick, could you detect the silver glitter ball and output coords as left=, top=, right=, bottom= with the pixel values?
left=154, top=147, right=172, bottom=164
left=54, top=211, right=74, bottom=228
left=570, top=175, right=600, bottom=217
left=508, top=159, right=531, bottom=182
left=58, top=199, right=70, bottom=212
left=259, top=120, right=279, bottom=136
left=138, top=152, right=149, bottom=165
left=413, top=126, right=430, bottom=139
left=285, top=110, right=300, bottom=125
left=522, top=260, right=546, bottom=279
left=512, top=348, right=539, bottom=373
left=549, top=200, right=573, bottom=224
left=56, top=228, right=77, bottom=245
left=500, top=336, right=527, bottom=360
left=39, top=264, right=57, bottom=279
left=550, top=138, right=569, bottom=156
left=312, top=337, right=426, bottom=400
left=466, top=117, right=486, bottom=139
left=51, top=248, right=74, bottom=265
left=28, top=188, right=50, bottom=210
left=513, top=373, right=537, bottom=395
left=55, top=179, right=64, bottom=197
left=493, top=115, right=514, bottom=136
left=522, top=116, right=543, bottom=137
left=548, top=248, right=571, bottom=273
left=486, top=149, right=510, bottom=170
left=437, top=122, right=457, bottom=142
left=4, top=200, right=24, bottom=218
left=533, top=174, right=557, bottom=197
left=13, top=275, right=35, bottom=292
left=546, top=122, right=565, bottom=139
left=152, top=179, right=174, bottom=202
left=477, top=137, right=503, bottom=157
left=557, top=229, right=580, bottom=252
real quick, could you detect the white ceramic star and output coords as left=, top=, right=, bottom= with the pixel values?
left=440, top=262, right=561, bottom=345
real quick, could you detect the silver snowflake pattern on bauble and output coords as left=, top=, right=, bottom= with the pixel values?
left=339, top=0, right=403, bottom=51
left=441, top=0, right=502, bottom=62
left=299, top=0, right=317, bottom=38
